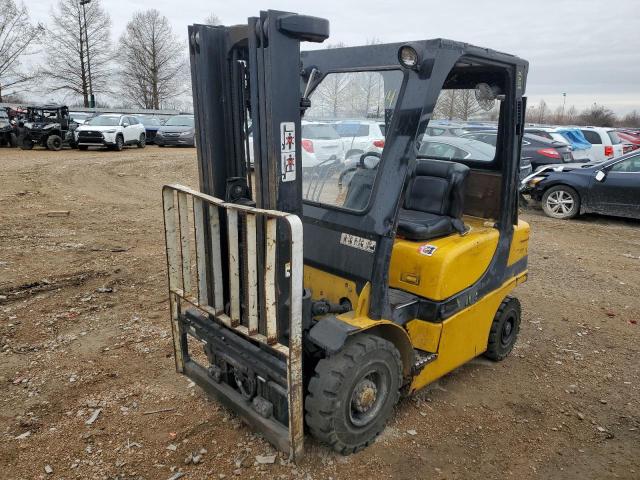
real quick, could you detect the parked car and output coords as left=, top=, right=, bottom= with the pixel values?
left=617, top=130, right=640, bottom=152
left=418, top=135, right=495, bottom=161
left=423, top=122, right=468, bottom=138
left=69, top=112, right=95, bottom=125
left=300, top=122, right=345, bottom=165
left=75, top=114, right=146, bottom=151
left=155, top=115, right=196, bottom=147
left=134, top=115, right=163, bottom=144
left=333, top=120, right=386, bottom=158
left=525, top=126, right=592, bottom=162
left=525, top=152, right=640, bottom=220
left=0, top=109, right=17, bottom=147
left=461, top=130, right=568, bottom=178
left=579, top=127, right=624, bottom=162
left=249, top=121, right=343, bottom=168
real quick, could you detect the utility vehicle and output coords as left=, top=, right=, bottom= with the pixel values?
left=19, top=105, right=77, bottom=151
left=0, top=108, right=17, bottom=147
left=162, top=10, right=530, bottom=460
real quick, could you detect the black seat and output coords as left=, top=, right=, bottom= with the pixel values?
left=397, top=159, right=469, bottom=241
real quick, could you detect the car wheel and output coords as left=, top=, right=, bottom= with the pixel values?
left=305, top=334, right=402, bottom=455
left=20, top=138, right=34, bottom=150
left=46, top=135, right=63, bottom=151
left=485, top=296, right=521, bottom=361
left=114, top=135, right=124, bottom=151
left=541, top=185, right=580, bottom=219
left=137, top=134, right=146, bottom=148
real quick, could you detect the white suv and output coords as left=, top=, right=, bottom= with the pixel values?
left=75, top=114, right=146, bottom=151
left=579, top=127, right=624, bottom=162
left=333, top=120, right=386, bottom=158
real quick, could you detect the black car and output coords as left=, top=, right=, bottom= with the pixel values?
left=526, top=152, right=640, bottom=220
left=465, top=130, right=575, bottom=170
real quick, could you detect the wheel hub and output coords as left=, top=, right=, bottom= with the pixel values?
left=352, top=379, right=378, bottom=413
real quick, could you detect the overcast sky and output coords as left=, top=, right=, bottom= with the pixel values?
left=25, top=0, right=640, bottom=114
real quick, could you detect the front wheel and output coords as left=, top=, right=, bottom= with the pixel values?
left=114, top=135, right=124, bottom=151
left=305, top=334, right=402, bottom=455
left=541, top=185, right=580, bottom=219
left=20, top=138, right=34, bottom=150
left=46, top=134, right=63, bottom=151
left=137, top=133, right=146, bottom=148
left=485, top=296, right=521, bottom=361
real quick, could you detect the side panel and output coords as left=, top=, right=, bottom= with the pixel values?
left=409, top=276, right=522, bottom=392
left=389, top=218, right=499, bottom=301
left=507, top=220, right=530, bottom=266
left=303, top=265, right=359, bottom=307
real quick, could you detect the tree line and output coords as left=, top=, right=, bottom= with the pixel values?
left=526, top=99, right=638, bottom=128
left=0, top=0, right=221, bottom=109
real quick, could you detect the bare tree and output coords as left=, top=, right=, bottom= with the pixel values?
left=204, top=13, right=221, bottom=25
left=433, top=90, right=459, bottom=120
left=621, top=110, right=639, bottom=128
left=455, top=89, right=483, bottom=120
left=42, top=0, right=112, bottom=107
left=564, top=105, right=578, bottom=125
left=579, top=103, right=617, bottom=127
left=119, top=9, right=188, bottom=110
left=0, top=0, right=42, bottom=102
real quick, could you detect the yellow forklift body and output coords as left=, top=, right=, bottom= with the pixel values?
left=389, top=216, right=500, bottom=301
left=407, top=273, right=526, bottom=392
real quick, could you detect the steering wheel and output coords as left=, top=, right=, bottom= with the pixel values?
left=359, top=151, right=382, bottom=169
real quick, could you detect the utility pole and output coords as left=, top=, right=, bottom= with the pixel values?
left=80, top=0, right=95, bottom=108
left=561, top=92, right=567, bottom=123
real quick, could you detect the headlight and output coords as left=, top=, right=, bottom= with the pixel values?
left=180, top=130, right=193, bottom=136
left=528, top=176, right=546, bottom=186
left=398, top=45, right=419, bottom=69
left=156, top=131, right=163, bottom=136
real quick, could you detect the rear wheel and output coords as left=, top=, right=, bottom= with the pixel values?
left=137, top=133, right=146, bottom=148
left=541, top=185, right=580, bottom=219
left=305, top=334, right=402, bottom=454
left=485, top=296, right=521, bottom=361
left=46, top=134, right=63, bottom=151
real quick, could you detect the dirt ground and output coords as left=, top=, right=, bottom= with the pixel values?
left=1, top=146, right=639, bottom=480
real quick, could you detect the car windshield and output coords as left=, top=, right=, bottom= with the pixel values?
left=87, top=116, right=121, bottom=126
left=302, top=124, right=340, bottom=140
left=165, top=116, right=194, bottom=127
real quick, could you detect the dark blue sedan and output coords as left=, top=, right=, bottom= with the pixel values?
left=525, top=152, right=640, bottom=220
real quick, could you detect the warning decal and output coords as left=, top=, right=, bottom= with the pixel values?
left=280, top=122, right=296, bottom=182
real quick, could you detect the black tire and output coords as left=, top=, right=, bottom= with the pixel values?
left=157, top=144, right=165, bottom=147
left=485, top=296, right=521, bottom=361
left=137, top=134, right=146, bottom=148
left=305, top=334, right=402, bottom=454
left=114, top=135, right=124, bottom=151
left=78, top=145, right=89, bottom=151
left=9, top=133, right=18, bottom=148
left=20, top=138, right=34, bottom=150
left=46, top=134, right=63, bottom=151
left=541, top=185, right=580, bottom=219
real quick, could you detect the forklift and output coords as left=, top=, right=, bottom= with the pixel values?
left=162, top=10, right=530, bottom=460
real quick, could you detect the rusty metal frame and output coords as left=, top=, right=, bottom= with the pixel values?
left=162, top=183, right=304, bottom=460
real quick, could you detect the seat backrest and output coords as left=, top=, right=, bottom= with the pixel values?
left=404, top=159, right=469, bottom=219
